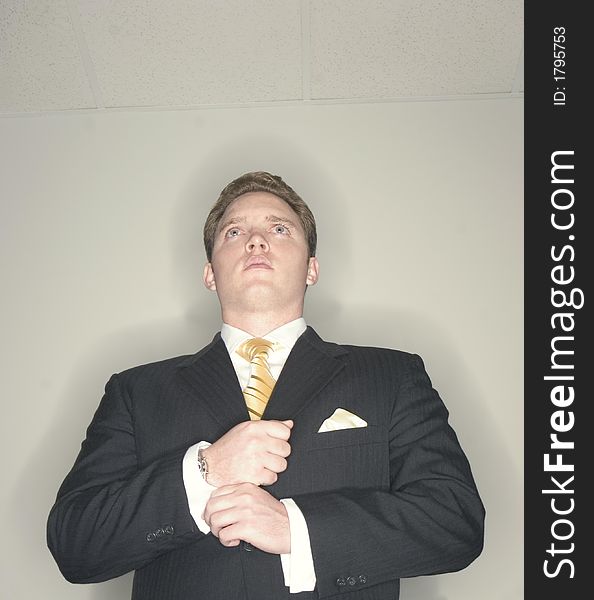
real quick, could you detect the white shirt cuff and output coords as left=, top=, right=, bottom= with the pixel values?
left=279, top=498, right=316, bottom=593
left=182, top=441, right=217, bottom=534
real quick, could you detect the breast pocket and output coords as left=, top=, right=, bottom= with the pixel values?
left=309, top=424, right=384, bottom=449
left=306, top=425, right=390, bottom=492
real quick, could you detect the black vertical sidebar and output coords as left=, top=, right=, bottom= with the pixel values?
left=524, top=3, right=590, bottom=600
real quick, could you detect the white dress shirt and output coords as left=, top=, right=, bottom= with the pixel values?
left=182, top=318, right=316, bottom=593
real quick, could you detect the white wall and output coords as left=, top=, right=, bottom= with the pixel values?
left=0, top=98, right=523, bottom=600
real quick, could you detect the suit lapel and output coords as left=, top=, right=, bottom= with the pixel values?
left=264, top=327, right=348, bottom=421
left=176, top=334, right=249, bottom=428
left=174, top=327, right=348, bottom=426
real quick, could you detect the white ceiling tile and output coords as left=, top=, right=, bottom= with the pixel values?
left=0, top=0, right=95, bottom=112
left=309, top=0, right=523, bottom=99
left=76, top=0, right=303, bottom=107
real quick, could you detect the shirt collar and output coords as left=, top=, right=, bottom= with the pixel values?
left=221, top=317, right=307, bottom=355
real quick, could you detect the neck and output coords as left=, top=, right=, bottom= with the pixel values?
left=221, top=307, right=303, bottom=337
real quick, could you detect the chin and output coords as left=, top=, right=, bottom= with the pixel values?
left=243, top=286, right=287, bottom=307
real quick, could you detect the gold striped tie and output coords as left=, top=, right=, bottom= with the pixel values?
left=236, top=338, right=277, bottom=420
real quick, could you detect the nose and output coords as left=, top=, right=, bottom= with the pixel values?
left=246, top=231, right=269, bottom=253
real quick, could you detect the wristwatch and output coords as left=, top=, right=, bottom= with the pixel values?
left=197, top=448, right=209, bottom=482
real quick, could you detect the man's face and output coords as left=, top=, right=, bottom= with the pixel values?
left=203, top=192, right=319, bottom=318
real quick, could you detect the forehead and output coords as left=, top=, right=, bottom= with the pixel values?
left=219, top=192, right=299, bottom=224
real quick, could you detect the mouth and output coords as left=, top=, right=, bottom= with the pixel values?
left=244, top=256, right=272, bottom=270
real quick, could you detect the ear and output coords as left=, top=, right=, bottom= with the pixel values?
left=203, top=262, right=217, bottom=291
left=306, top=257, right=319, bottom=286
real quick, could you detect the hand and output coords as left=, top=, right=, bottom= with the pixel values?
left=203, top=483, right=291, bottom=554
left=202, top=420, right=293, bottom=487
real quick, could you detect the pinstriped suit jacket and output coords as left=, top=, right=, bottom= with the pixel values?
left=47, top=327, right=485, bottom=599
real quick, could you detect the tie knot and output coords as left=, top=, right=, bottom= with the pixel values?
left=236, top=337, right=276, bottom=362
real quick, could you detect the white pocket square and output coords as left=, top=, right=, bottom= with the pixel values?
left=317, top=408, right=367, bottom=432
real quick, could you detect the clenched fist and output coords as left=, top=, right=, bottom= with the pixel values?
left=204, top=483, right=291, bottom=554
left=202, top=419, right=293, bottom=487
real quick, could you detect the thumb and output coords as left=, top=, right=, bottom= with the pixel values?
left=281, top=419, right=294, bottom=428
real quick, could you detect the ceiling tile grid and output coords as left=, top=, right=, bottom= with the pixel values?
left=0, top=0, right=94, bottom=112
left=76, top=0, right=303, bottom=108
left=0, top=0, right=523, bottom=114
left=308, top=0, right=524, bottom=99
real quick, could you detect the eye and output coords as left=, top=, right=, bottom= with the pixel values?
left=273, top=224, right=288, bottom=234
left=225, top=227, right=241, bottom=238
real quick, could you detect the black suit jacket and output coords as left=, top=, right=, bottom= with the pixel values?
left=47, top=327, right=485, bottom=599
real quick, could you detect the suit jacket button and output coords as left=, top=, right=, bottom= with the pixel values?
left=358, top=574, right=368, bottom=584
left=164, top=525, right=174, bottom=535
left=336, top=577, right=346, bottom=587
left=347, top=576, right=357, bottom=586
left=146, top=532, right=156, bottom=542
left=242, top=541, right=253, bottom=551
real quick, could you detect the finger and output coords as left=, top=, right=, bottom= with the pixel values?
left=219, top=536, right=240, bottom=547
left=217, top=520, right=257, bottom=547
left=204, top=493, right=236, bottom=522
left=218, top=524, right=242, bottom=547
left=208, top=506, right=240, bottom=537
left=203, top=500, right=222, bottom=526
left=204, top=486, right=246, bottom=523
left=206, top=490, right=259, bottom=533
left=258, top=470, right=278, bottom=486
left=262, top=453, right=288, bottom=474
left=264, top=420, right=293, bottom=440
left=209, top=483, right=244, bottom=498
left=266, top=438, right=291, bottom=458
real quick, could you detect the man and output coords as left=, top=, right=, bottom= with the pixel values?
left=47, top=171, right=485, bottom=599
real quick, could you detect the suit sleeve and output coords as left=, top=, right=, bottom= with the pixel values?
left=292, top=354, right=485, bottom=598
left=46, top=373, right=203, bottom=584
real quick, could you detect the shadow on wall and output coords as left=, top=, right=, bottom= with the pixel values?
left=401, top=577, right=447, bottom=600
left=30, top=302, right=503, bottom=598
left=22, top=313, right=219, bottom=599
left=167, top=132, right=353, bottom=312
left=24, top=138, right=508, bottom=597
left=91, top=574, right=133, bottom=600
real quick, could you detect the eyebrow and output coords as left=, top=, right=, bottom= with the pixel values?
left=266, top=214, right=298, bottom=228
left=217, top=216, right=246, bottom=232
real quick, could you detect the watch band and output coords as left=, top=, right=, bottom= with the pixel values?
left=197, top=449, right=209, bottom=482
